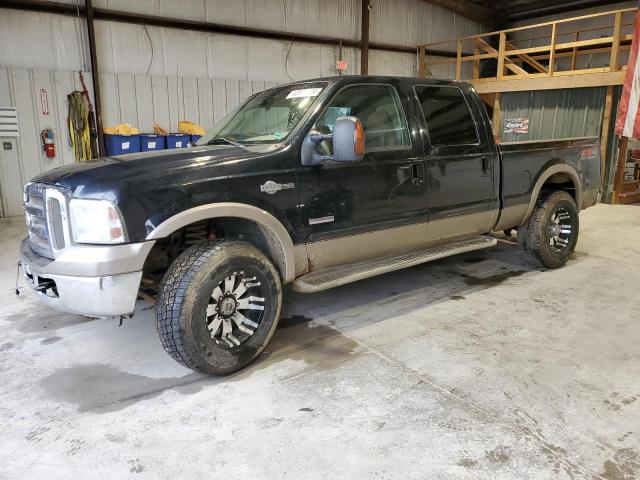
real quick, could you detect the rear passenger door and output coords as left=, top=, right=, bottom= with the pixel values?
left=413, top=85, right=499, bottom=242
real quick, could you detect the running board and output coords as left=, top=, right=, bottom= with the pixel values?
left=292, top=236, right=498, bottom=293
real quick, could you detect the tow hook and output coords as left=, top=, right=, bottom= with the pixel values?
left=118, top=314, right=134, bottom=327
left=34, top=279, right=56, bottom=293
left=15, top=261, right=22, bottom=296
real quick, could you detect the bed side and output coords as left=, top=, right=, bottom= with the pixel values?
left=494, top=137, right=601, bottom=231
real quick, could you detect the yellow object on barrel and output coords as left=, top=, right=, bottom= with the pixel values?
left=103, top=124, right=139, bottom=135
left=178, top=121, right=206, bottom=135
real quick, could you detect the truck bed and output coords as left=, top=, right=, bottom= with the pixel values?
left=497, top=136, right=601, bottom=230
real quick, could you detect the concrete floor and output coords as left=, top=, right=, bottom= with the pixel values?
left=0, top=204, right=639, bottom=479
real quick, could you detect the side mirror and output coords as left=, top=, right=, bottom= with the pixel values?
left=333, top=116, right=365, bottom=162
left=301, top=116, right=365, bottom=166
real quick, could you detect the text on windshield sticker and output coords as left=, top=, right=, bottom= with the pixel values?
left=286, top=88, right=322, bottom=99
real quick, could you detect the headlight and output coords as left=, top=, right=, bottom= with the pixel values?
left=69, top=199, right=126, bottom=244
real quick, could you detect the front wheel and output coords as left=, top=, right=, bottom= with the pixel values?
left=156, top=240, right=282, bottom=375
left=517, top=190, right=579, bottom=269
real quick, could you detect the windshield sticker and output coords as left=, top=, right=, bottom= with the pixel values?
left=274, top=131, right=284, bottom=140
left=286, top=88, right=322, bottom=99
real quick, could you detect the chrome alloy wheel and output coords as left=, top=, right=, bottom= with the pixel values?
left=206, top=271, right=265, bottom=348
left=548, top=207, right=573, bottom=252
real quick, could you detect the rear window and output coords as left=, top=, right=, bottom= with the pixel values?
left=415, top=86, right=478, bottom=146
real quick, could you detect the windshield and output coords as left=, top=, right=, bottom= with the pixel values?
left=197, top=82, right=328, bottom=146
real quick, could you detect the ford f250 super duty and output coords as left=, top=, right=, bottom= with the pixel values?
left=20, top=76, right=601, bottom=375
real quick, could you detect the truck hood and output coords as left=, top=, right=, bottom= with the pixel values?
left=32, top=144, right=278, bottom=199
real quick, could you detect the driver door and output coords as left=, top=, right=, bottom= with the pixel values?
left=294, top=81, right=429, bottom=271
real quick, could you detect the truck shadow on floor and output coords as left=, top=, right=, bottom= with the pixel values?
left=32, top=240, right=588, bottom=411
left=259, top=238, right=588, bottom=376
left=279, top=238, right=542, bottom=329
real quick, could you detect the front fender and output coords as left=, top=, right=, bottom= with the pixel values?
left=145, top=202, right=298, bottom=282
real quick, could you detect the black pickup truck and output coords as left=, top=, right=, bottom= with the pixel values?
left=21, top=75, right=600, bottom=374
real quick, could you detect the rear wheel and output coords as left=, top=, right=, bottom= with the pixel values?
left=517, top=190, right=579, bottom=269
left=156, top=240, right=282, bottom=375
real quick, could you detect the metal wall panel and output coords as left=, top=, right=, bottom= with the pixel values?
left=97, top=72, right=266, bottom=132
left=93, top=0, right=362, bottom=41
left=0, top=4, right=484, bottom=80
left=368, top=51, right=471, bottom=79
left=370, top=0, right=483, bottom=50
left=0, top=65, right=282, bottom=216
left=0, top=67, right=89, bottom=216
left=500, top=87, right=606, bottom=143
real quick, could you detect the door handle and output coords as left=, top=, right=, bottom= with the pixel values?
left=398, top=163, right=425, bottom=185
left=481, top=156, right=490, bottom=174
left=412, top=162, right=425, bottom=185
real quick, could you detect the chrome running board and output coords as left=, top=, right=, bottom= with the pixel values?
left=292, top=236, right=497, bottom=293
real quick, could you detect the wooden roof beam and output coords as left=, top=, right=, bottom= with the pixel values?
left=419, top=0, right=495, bottom=28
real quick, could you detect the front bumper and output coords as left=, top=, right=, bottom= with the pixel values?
left=20, top=238, right=152, bottom=317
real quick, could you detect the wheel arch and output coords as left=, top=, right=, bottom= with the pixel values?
left=146, top=203, right=299, bottom=282
left=521, top=163, right=582, bottom=226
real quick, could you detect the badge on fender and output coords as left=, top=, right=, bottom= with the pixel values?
left=260, top=180, right=294, bottom=194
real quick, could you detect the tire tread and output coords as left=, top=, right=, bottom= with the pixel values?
left=156, top=241, right=241, bottom=373
left=517, top=190, right=577, bottom=268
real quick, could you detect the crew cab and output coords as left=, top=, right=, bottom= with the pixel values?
left=20, top=76, right=600, bottom=374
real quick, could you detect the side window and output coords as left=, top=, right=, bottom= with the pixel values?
left=314, top=84, right=410, bottom=153
left=415, top=86, right=478, bottom=146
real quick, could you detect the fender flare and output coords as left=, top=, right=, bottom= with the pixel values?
left=146, top=202, right=297, bottom=282
left=521, top=163, right=582, bottom=224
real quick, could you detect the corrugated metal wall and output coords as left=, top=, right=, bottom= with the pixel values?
left=0, top=67, right=95, bottom=216
left=0, top=1, right=484, bottom=79
left=500, top=87, right=606, bottom=143
left=99, top=74, right=279, bottom=136
left=0, top=1, right=485, bottom=217
left=0, top=66, right=281, bottom=217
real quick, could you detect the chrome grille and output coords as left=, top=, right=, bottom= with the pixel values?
left=48, top=197, right=65, bottom=250
left=24, top=183, right=67, bottom=258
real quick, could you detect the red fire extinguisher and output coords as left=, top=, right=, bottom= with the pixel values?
left=41, top=128, right=55, bottom=158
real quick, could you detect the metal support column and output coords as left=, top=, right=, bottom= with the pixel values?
left=85, top=0, right=105, bottom=156
left=360, top=0, right=370, bottom=75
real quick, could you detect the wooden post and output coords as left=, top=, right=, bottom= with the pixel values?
left=571, top=32, right=579, bottom=71
left=610, top=11, right=622, bottom=71
left=418, top=46, right=426, bottom=78
left=613, top=135, right=629, bottom=203
left=456, top=39, right=462, bottom=80
left=600, top=86, right=614, bottom=188
left=473, top=39, right=480, bottom=79
left=497, top=32, right=506, bottom=80
left=548, top=22, right=557, bottom=77
left=493, top=92, right=502, bottom=140
left=360, top=0, right=370, bottom=75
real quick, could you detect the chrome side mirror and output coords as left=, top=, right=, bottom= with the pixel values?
left=301, top=116, right=365, bottom=166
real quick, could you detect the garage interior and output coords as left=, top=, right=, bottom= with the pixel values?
left=1, top=0, right=639, bottom=479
